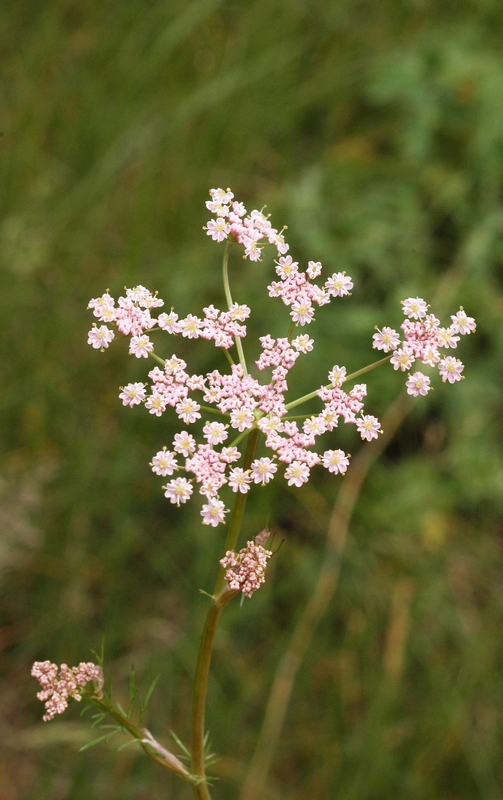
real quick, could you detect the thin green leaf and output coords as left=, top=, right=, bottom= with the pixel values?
left=90, top=713, right=107, bottom=729
left=115, top=700, right=127, bottom=717
left=104, top=673, right=113, bottom=704
left=127, top=666, right=136, bottom=718
left=272, top=537, right=285, bottom=556
left=143, top=674, right=160, bottom=708
left=90, top=631, right=106, bottom=667
left=170, top=730, right=191, bottom=758
left=117, top=738, right=140, bottom=752
left=79, top=732, right=114, bottom=752
left=138, top=674, right=161, bottom=723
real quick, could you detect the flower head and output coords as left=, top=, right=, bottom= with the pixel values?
left=375, top=298, right=474, bottom=394
left=32, top=661, right=101, bottom=721
left=220, top=538, right=272, bottom=598
left=87, top=190, right=474, bottom=526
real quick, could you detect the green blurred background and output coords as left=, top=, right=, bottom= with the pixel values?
left=2, top=0, right=503, bottom=798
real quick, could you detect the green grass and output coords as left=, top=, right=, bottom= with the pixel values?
left=2, top=1, right=503, bottom=798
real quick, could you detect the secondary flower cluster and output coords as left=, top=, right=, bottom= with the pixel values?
left=267, top=255, right=353, bottom=327
left=87, top=286, right=249, bottom=355
left=87, top=189, right=474, bottom=527
left=204, top=187, right=288, bottom=260
left=31, top=661, right=101, bottom=721
left=372, top=298, right=476, bottom=397
left=220, top=532, right=273, bottom=598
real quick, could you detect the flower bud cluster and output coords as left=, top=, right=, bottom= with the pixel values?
left=31, top=660, right=102, bottom=721
left=220, top=536, right=273, bottom=598
left=372, top=299, right=476, bottom=397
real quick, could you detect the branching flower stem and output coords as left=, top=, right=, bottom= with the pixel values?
left=191, top=427, right=260, bottom=797
left=285, top=355, right=392, bottom=412
left=149, top=351, right=166, bottom=367
left=199, top=405, right=229, bottom=418
left=222, top=241, right=248, bottom=375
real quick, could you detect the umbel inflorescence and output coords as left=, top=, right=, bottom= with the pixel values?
left=87, top=189, right=475, bottom=533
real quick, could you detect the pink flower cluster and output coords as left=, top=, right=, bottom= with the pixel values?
left=87, top=285, right=249, bottom=356
left=373, top=299, right=476, bottom=396
left=204, top=190, right=353, bottom=326
left=204, top=187, right=288, bottom=260
left=31, top=660, right=101, bottom=721
left=157, top=303, right=249, bottom=350
left=220, top=534, right=272, bottom=598
left=87, top=190, right=474, bottom=526
left=141, top=343, right=366, bottom=526
left=268, top=256, right=353, bottom=326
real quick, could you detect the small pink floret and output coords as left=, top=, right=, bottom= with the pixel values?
left=325, top=272, right=353, bottom=297
left=87, top=325, right=115, bottom=350
left=205, top=218, right=231, bottom=242
left=321, top=449, right=350, bottom=474
left=173, top=431, right=196, bottom=457
left=119, top=382, right=146, bottom=407
left=250, top=457, right=277, bottom=485
left=372, top=327, right=400, bottom=352
left=129, top=334, right=153, bottom=358
left=228, top=468, right=251, bottom=493
left=450, top=308, right=476, bottom=335
left=284, top=461, right=310, bottom=487
left=438, top=356, right=464, bottom=383
left=390, top=348, right=415, bottom=372
left=164, top=477, right=193, bottom=505
left=356, top=415, right=382, bottom=441
left=151, top=449, right=178, bottom=476
left=406, top=371, right=432, bottom=397
left=402, top=297, right=428, bottom=320
left=201, top=498, right=227, bottom=527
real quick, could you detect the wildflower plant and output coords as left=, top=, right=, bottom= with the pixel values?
left=33, top=189, right=475, bottom=798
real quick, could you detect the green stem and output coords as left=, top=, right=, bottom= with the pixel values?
left=222, top=347, right=235, bottom=368
left=199, top=405, right=230, bottom=418
left=222, top=241, right=248, bottom=375
left=285, top=355, right=392, bottom=412
left=215, top=426, right=260, bottom=593
left=344, top=354, right=393, bottom=384
left=148, top=351, right=166, bottom=367
left=228, top=426, right=254, bottom=449
left=191, top=428, right=260, bottom=795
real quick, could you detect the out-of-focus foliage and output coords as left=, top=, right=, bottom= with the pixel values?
left=1, top=1, right=502, bottom=798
